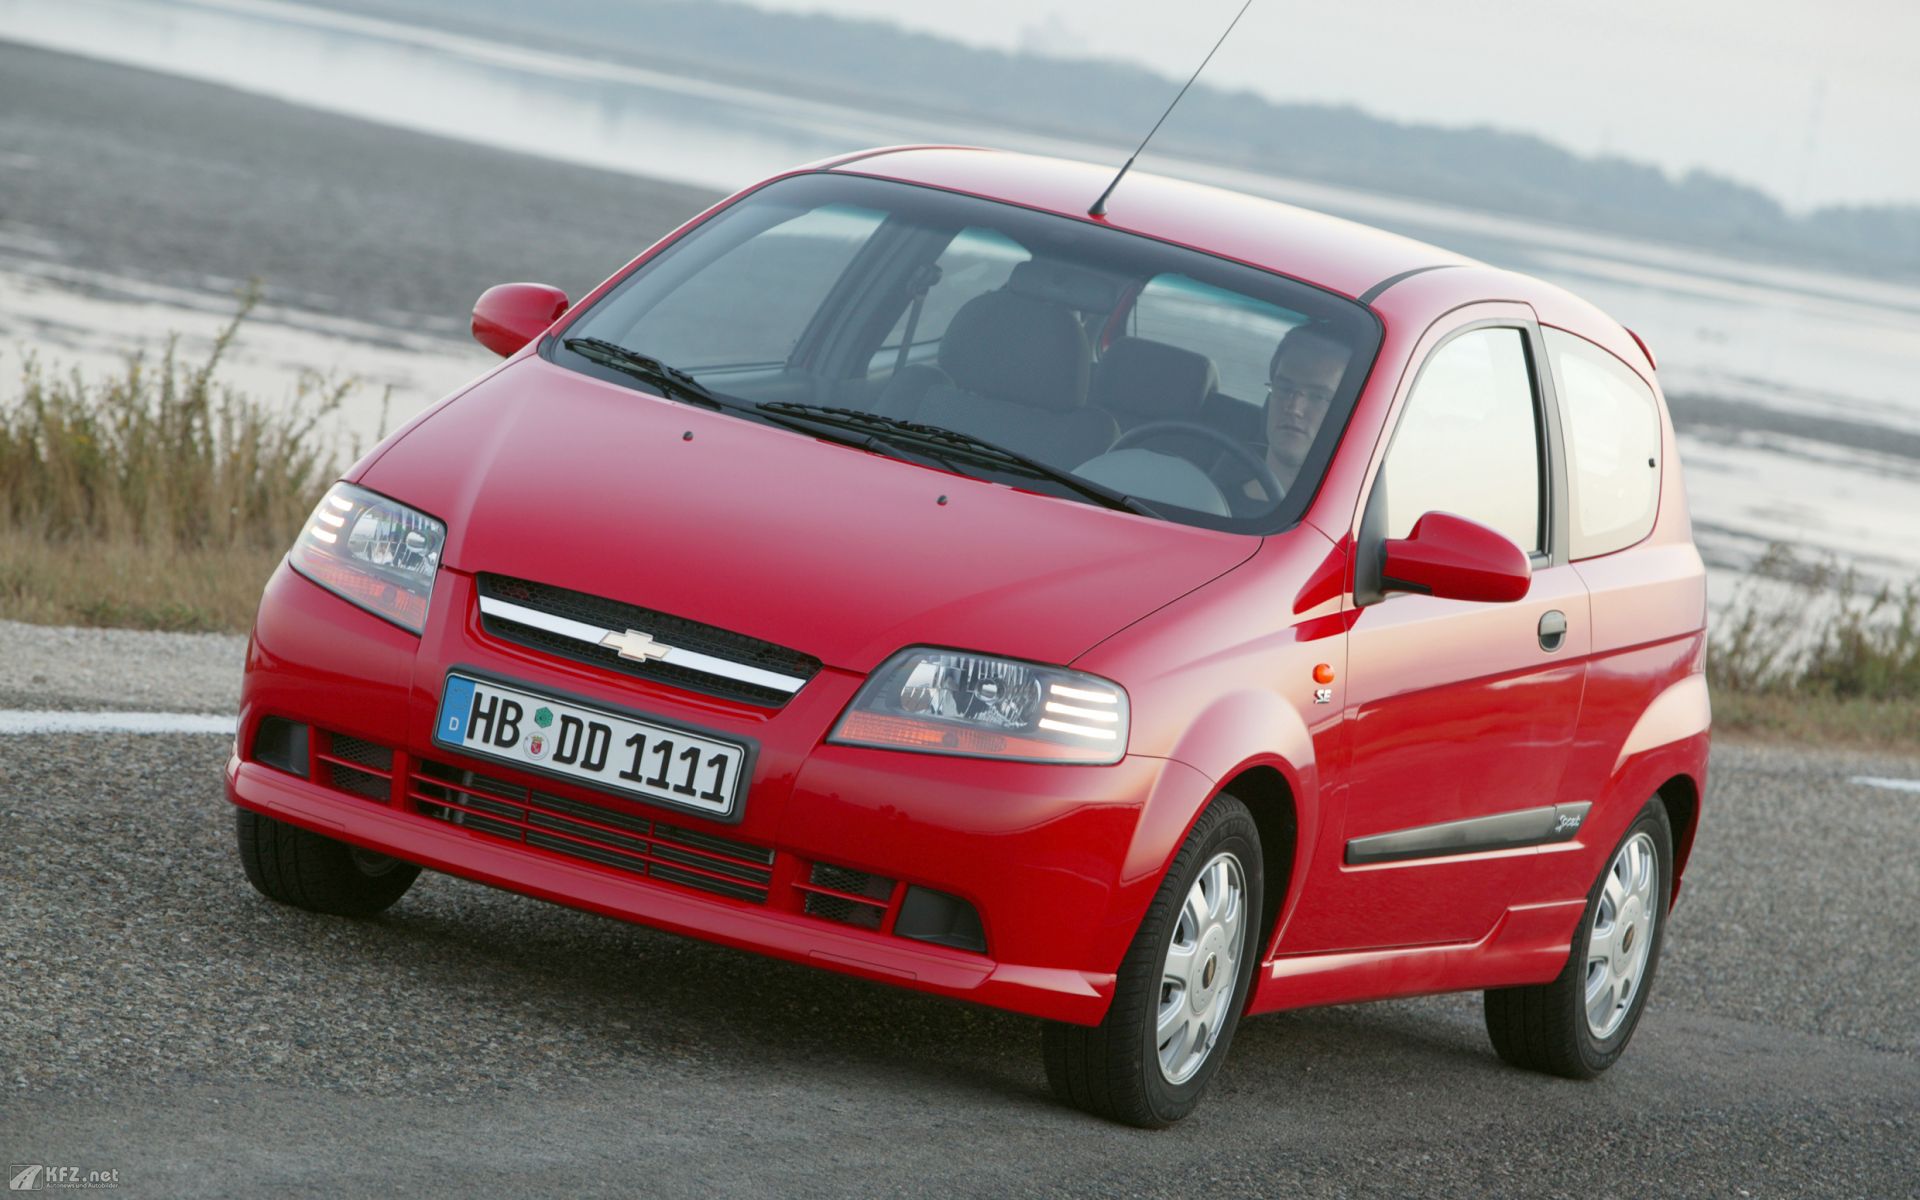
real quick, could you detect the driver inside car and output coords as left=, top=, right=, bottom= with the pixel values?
left=1246, top=324, right=1352, bottom=504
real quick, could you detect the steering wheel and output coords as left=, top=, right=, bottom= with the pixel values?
left=1110, top=420, right=1286, bottom=505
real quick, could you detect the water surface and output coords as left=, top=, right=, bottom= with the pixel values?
left=4, top=0, right=1916, bottom=587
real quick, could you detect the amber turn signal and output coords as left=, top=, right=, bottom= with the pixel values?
left=1313, top=663, right=1336, bottom=685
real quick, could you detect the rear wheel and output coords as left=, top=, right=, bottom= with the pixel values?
left=235, top=807, right=421, bottom=917
left=1043, top=793, right=1263, bottom=1127
left=1483, top=799, right=1673, bottom=1077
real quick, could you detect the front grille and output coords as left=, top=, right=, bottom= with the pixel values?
left=317, top=733, right=394, bottom=802
left=792, top=864, right=988, bottom=954
left=410, top=759, right=775, bottom=904
left=799, top=862, right=896, bottom=931
left=476, top=574, right=820, bottom=708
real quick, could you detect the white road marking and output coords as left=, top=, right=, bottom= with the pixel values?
left=1850, top=776, right=1920, bottom=795
left=0, top=710, right=236, bottom=735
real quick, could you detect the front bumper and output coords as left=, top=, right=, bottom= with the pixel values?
left=226, top=561, right=1211, bottom=1025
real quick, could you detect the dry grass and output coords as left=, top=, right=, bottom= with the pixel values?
left=0, top=295, right=351, bottom=631
left=1709, top=544, right=1920, bottom=751
left=1710, top=544, right=1920, bottom=698
left=0, top=529, right=287, bottom=632
left=1710, top=689, right=1920, bottom=751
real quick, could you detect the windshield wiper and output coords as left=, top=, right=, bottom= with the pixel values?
left=561, top=344, right=1141, bottom=509
left=563, top=339, right=943, bottom=466
left=757, top=402, right=1161, bottom=518
left=562, top=338, right=732, bottom=411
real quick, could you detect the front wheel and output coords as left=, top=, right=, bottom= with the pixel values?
left=1043, top=793, right=1263, bottom=1127
left=235, top=807, right=421, bottom=917
left=1483, top=798, right=1673, bottom=1077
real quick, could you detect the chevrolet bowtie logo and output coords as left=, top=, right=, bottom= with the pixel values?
left=600, top=629, right=673, bottom=663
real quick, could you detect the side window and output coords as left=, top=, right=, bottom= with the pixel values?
left=876, top=227, right=1030, bottom=363
left=619, top=203, right=886, bottom=369
left=1547, top=330, right=1661, bottom=559
left=1130, top=273, right=1300, bottom=404
left=1379, top=327, right=1544, bottom=554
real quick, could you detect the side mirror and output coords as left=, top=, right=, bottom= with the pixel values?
left=1381, top=511, right=1531, bottom=603
left=471, top=283, right=569, bottom=358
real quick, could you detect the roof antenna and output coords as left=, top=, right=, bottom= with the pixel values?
left=1088, top=0, right=1256, bottom=218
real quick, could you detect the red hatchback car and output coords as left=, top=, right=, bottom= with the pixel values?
left=228, top=147, right=1709, bottom=1126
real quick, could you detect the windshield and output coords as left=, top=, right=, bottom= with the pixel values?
left=550, top=172, right=1382, bottom=533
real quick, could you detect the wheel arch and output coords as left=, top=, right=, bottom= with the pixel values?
left=1124, top=687, right=1327, bottom=966
left=1117, top=749, right=1312, bottom=982
left=1216, top=764, right=1300, bottom=964
left=1653, top=771, right=1702, bottom=903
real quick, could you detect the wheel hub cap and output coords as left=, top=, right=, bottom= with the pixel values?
left=1156, top=851, right=1246, bottom=1085
left=1584, top=831, right=1659, bottom=1040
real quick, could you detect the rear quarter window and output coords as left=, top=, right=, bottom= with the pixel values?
left=1547, top=329, right=1662, bottom=559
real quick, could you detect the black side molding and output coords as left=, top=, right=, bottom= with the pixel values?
left=1346, top=802, right=1592, bottom=865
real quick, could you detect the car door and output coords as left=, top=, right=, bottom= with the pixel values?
left=1281, top=308, right=1592, bottom=953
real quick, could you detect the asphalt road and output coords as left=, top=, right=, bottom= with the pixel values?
left=3, top=696, right=1916, bottom=1196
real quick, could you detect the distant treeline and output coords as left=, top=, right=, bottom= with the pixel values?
left=323, top=0, right=1920, bottom=278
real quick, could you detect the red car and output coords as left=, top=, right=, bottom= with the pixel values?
left=228, top=147, right=1709, bottom=1127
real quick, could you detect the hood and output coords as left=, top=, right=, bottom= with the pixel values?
left=359, top=358, right=1259, bottom=671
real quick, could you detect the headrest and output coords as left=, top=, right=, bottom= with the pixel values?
left=1093, top=337, right=1217, bottom=419
left=1007, top=260, right=1122, bottom=314
left=939, top=291, right=1090, bottom=412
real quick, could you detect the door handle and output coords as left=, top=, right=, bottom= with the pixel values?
left=1538, top=609, right=1568, bottom=652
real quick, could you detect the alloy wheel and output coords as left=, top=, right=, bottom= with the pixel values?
left=1157, top=850, right=1247, bottom=1084
left=1585, top=831, right=1658, bottom=1039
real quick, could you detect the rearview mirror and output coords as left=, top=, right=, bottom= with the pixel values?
left=1381, top=511, right=1531, bottom=603
left=471, top=282, right=569, bottom=358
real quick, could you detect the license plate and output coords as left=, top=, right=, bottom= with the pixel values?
left=433, top=673, right=748, bottom=819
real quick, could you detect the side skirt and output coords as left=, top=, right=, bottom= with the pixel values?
left=1246, top=898, right=1588, bottom=1014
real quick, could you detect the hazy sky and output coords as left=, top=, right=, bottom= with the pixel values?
left=749, top=0, right=1918, bottom=211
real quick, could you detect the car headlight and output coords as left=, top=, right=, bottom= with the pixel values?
left=288, top=482, right=445, bottom=634
left=831, top=648, right=1129, bottom=764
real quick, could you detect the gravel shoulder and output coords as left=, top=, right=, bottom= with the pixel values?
left=0, top=619, right=246, bottom=713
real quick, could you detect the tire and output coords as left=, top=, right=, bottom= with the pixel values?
left=1483, top=798, right=1673, bottom=1078
left=235, top=807, right=421, bottom=917
left=1043, top=793, right=1263, bottom=1128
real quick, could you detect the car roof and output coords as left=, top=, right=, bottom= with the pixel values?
left=823, top=145, right=1473, bottom=303
left=819, top=146, right=1654, bottom=377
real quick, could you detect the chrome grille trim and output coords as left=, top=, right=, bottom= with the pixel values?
left=477, top=595, right=808, bottom=695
